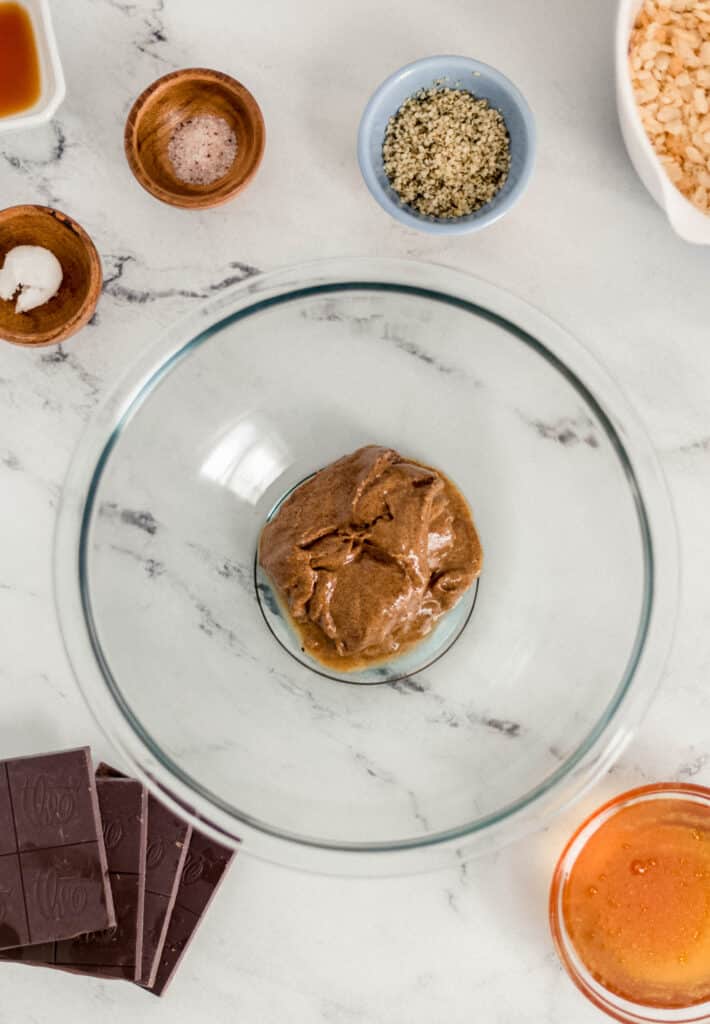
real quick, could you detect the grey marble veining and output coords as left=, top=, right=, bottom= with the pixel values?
left=1, top=0, right=710, bottom=1021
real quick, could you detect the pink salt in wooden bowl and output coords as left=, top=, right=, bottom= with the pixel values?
left=124, top=68, right=266, bottom=210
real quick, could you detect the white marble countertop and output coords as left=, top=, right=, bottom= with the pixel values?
left=2, top=0, right=710, bottom=1020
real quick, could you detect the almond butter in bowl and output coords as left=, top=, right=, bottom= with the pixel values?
left=629, top=0, right=710, bottom=215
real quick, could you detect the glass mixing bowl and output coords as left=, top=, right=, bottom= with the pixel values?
left=54, top=259, right=677, bottom=874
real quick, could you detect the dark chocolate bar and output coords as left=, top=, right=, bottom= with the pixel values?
left=2, top=778, right=147, bottom=980
left=54, top=777, right=147, bottom=979
left=140, top=796, right=191, bottom=987
left=149, top=828, right=236, bottom=996
left=94, top=762, right=193, bottom=987
left=0, top=747, right=115, bottom=950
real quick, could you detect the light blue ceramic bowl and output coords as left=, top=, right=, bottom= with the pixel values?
left=358, top=55, right=536, bottom=235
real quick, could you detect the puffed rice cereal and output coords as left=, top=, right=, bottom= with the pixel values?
left=629, top=0, right=710, bottom=214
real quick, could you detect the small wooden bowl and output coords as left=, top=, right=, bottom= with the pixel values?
left=124, top=68, right=266, bottom=209
left=0, top=205, right=102, bottom=347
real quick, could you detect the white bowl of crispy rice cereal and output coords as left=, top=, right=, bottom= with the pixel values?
left=617, top=0, right=710, bottom=243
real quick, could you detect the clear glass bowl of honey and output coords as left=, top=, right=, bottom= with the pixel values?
left=550, top=784, right=710, bottom=1023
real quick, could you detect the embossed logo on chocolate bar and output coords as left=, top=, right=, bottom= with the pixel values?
left=182, top=852, right=205, bottom=884
left=102, top=818, right=123, bottom=850
left=146, top=838, right=165, bottom=869
left=0, top=885, right=11, bottom=925
left=34, top=868, right=88, bottom=921
left=20, top=774, right=78, bottom=827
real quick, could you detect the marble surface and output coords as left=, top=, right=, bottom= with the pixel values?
left=1, top=0, right=709, bottom=1020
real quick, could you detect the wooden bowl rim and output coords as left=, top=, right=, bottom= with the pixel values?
left=124, top=67, right=266, bottom=210
left=0, top=204, right=102, bottom=348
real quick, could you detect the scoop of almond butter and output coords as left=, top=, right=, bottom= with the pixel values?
left=630, top=0, right=710, bottom=215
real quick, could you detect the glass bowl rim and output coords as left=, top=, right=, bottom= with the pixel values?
left=53, top=257, right=679, bottom=873
left=549, top=782, right=710, bottom=1023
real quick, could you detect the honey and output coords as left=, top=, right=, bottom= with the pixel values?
left=0, top=3, right=41, bottom=119
left=561, top=794, right=710, bottom=1009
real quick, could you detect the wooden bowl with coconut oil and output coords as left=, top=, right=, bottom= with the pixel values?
left=0, top=205, right=101, bottom=347
left=124, top=68, right=266, bottom=209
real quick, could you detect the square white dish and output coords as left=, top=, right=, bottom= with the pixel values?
left=0, top=0, right=65, bottom=133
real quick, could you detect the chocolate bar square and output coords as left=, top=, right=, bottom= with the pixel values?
left=0, top=855, right=30, bottom=948
left=7, top=749, right=101, bottom=850
left=20, top=844, right=115, bottom=946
